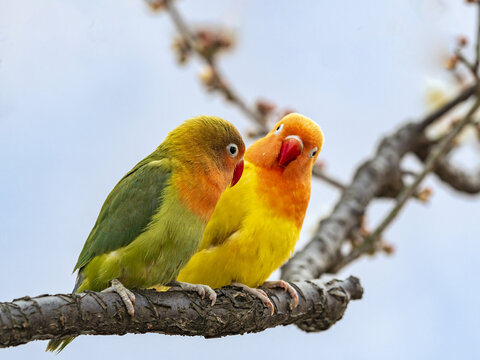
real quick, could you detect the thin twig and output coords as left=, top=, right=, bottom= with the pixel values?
left=475, top=2, right=480, bottom=73
left=419, top=83, right=478, bottom=131
left=456, top=51, right=478, bottom=79
left=164, top=0, right=264, bottom=124
left=312, top=163, right=346, bottom=190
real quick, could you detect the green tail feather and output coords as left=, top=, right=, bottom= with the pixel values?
left=45, top=337, right=75, bottom=353
left=46, top=273, right=83, bottom=353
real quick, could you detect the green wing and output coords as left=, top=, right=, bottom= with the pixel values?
left=73, top=156, right=172, bottom=272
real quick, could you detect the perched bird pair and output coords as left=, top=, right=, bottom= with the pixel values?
left=177, top=114, right=324, bottom=312
left=46, top=113, right=323, bottom=352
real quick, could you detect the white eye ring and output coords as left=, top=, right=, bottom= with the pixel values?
left=227, top=143, right=239, bottom=157
left=274, top=123, right=283, bottom=135
left=309, top=147, right=318, bottom=158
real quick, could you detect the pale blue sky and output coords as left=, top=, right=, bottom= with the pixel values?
left=1, top=1, right=479, bottom=359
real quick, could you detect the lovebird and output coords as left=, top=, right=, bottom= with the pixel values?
left=177, top=113, right=323, bottom=313
left=46, top=116, right=245, bottom=352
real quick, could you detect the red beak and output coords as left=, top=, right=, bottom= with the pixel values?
left=231, top=159, right=244, bottom=186
left=278, top=136, right=303, bottom=167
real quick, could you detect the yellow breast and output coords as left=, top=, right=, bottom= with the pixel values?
left=177, top=161, right=302, bottom=288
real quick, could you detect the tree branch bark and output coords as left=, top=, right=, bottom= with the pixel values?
left=0, top=277, right=362, bottom=348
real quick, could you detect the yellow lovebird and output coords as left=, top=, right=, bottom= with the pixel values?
left=177, top=113, right=324, bottom=313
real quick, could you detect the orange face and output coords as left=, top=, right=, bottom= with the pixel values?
left=246, top=113, right=324, bottom=177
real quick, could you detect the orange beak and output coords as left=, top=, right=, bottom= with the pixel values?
left=278, top=135, right=303, bottom=167
left=231, top=159, right=244, bottom=186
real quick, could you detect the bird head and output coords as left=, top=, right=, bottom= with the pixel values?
left=246, top=113, right=324, bottom=176
left=166, top=116, right=245, bottom=188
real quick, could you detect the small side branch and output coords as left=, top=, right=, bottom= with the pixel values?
left=419, top=84, right=478, bottom=131
left=475, top=1, right=480, bottom=73
left=0, top=277, right=362, bottom=348
left=312, top=163, right=347, bottom=190
left=414, top=140, right=480, bottom=194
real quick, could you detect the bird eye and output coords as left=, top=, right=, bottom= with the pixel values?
left=274, top=123, right=283, bottom=135
left=227, top=143, right=239, bottom=157
left=309, top=147, right=318, bottom=158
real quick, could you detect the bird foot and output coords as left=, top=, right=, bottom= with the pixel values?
left=232, top=282, right=275, bottom=315
left=102, top=279, right=136, bottom=318
left=169, top=281, right=217, bottom=306
left=262, top=280, right=299, bottom=308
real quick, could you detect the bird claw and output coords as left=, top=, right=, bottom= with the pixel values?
left=262, top=280, right=299, bottom=308
left=171, top=281, right=217, bottom=306
left=232, top=282, right=275, bottom=315
left=102, top=279, right=136, bottom=318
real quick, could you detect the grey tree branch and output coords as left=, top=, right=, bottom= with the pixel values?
left=0, top=277, right=362, bottom=348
